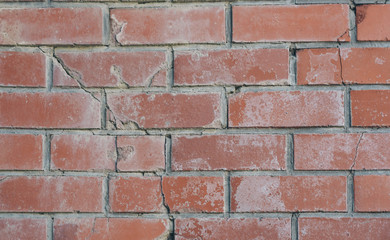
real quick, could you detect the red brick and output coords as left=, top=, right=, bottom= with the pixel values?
left=299, top=218, right=390, bottom=240
left=174, top=49, right=289, bottom=86
left=117, top=136, right=165, bottom=172
left=107, top=93, right=222, bottom=129
left=295, top=133, right=390, bottom=170
left=297, top=48, right=342, bottom=85
left=51, top=135, right=116, bottom=171
left=0, top=8, right=102, bottom=45
left=351, top=90, right=390, bottom=126
left=0, top=92, right=100, bottom=128
left=109, top=176, right=164, bottom=212
left=172, top=134, right=286, bottom=171
left=0, top=134, right=42, bottom=170
left=54, top=218, right=170, bottom=240
left=0, top=176, right=102, bottom=212
left=176, top=218, right=291, bottom=240
left=110, top=7, right=225, bottom=45
left=0, top=52, right=45, bottom=87
left=354, top=175, right=390, bottom=212
left=162, top=176, right=224, bottom=213
left=233, top=5, right=350, bottom=42
left=54, top=51, right=167, bottom=87
left=231, top=176, right=346, bottom=212
left=0, top=218, right=47, bottom=240
left=229, top=91, right=344, bottom=127
left=357, top=5, right=390, bottom=41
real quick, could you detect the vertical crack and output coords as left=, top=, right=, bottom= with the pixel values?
left=86, top=218, right=97, bottom=240
left=350, top=133, right=364, bottom=170
left=159, top=176, right=170, bottom=214
left=337, top=47, right=345, bottom=85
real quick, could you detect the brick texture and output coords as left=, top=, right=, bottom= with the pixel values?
left=0, top=218, right=47, bottom=240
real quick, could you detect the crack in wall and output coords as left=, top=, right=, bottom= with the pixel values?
left=337, top=47, right=345, bottom=85
left=86, top=217, right=97, bottom=240
left=159, top=176, right=170, bottom=214
left=350, top=133, right=364, bottom=170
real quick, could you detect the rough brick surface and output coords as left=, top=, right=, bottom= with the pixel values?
left=0, top=218, right=47, bottom=240
left=0, top=176, right=102, bottom=212
left=175, top=218, right=291, bottom=240
left=233, top=5, right=350, bottom=42
left=354, top=175, right=390, bottom=212
left=229, top=91, right=344, bottom=127
left=174, top=49, right=289, bottom=86
left=0, top=134, right=42, bottom=170
left=172, top=134, right=286, bottom=171
left=231, top=176, right=346, bottom=212
left=0, top=52, right=46, bottom=87
left=0, top=92, right=100, bottom=129
left=0, top=8, right=102, bottom=45
left=357, top=5, right=390, bottom=41
left=54, top=218, right=170, bottom=240
left=110, top=7, right=225, bottom=44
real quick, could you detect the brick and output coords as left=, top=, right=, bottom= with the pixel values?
left=117, top=136, right=165, bottom=172
left=231, top=176, right=346, bottom=212
left=299, top=218, right=390, bottom=240
left=355, top=175, right=390, bottom=212
left=297, top=48, right=342, bottom=85
left=0, top=134, right=42, bottom=170
left=0, top=92, right=100, bottom=129
left=176, top=218, right=291, bottom=240
left=109, top=176, right=164, bottom=212
left=0, top=218, right=47, bottom=240
left=51, top=135, right=116, bottom=171
left=233, top=5, right=350, bottom=42
left=54, top=218, right=170, bottom=240
left=0, top=52, right=45, bottom=87
left=295, top=133, right=390, bottom=170
left=0, top=176, right=102, bottom=212
left=110, top=7, right=225, bottom=45
left=54, top=51, right=167, bottom=87
left=107, top=93, right=222, bottom=129
left=174, top=49, right=289, bottom=86
left=229, top=91, right=344, bottom=127
left=0, top=8, right=102, bottom=45
left=356, top=5, right=390, bottom=41
left=172, top=134, right=286, bottom=171
left=351, top=90, right=390, bottom=126
left=162, top=176, right=224, bottom=213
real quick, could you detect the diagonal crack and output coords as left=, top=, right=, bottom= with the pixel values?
left=86, top=218, right=97, bottom=240
left=145, top=62, right=169, bottom=87
left=350, top=133, right=364, bottom=170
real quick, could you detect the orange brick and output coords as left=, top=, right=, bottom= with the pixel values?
left=355, top=175, right=390, bottom=212
left=0, top=218, right=47, bottom=240
left=357, top=5, right=390, bottom=41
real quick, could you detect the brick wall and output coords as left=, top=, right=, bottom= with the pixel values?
left=1, top=0, right=390, bottom=239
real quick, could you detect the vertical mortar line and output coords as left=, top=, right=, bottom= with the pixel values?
left=114, top=136, right=118, bottom=172
left=347, top=172, right=355, bottom=213
left=45, top=49, right=53, bottom=92
left=102, top=5, right=110, bottom=46
left=101, top=89, right=107, bottom=130
left=289, top=44, right=297, bottom=86
left=349, top=2, right=357, bottom=44
left=225, top=3, right=233, bottom=48
left=344, top=86, right=351, bottom=133
left=223, top=171, right=231, bottom=218
left=167, top=47, right=174, bottom=90
left=291, top=213, right=299, bottom=240
left=46, top=216, right=53, bottom=240
left=286, top=134, right=294, bottom=174
left=221, top=88, right=228, bottom=129
left=43, top=133, right=51, bottom=172
left=165, top=135, right=172, bottom=174
left=102, top=174, right=110, bottom=217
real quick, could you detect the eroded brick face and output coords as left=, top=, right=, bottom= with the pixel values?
left=2, top=1, right=390, bottom=239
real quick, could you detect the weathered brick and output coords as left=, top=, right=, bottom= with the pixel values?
left=110, top=7, right=225, bottom=45
left=172, top=134, right=286, bottom=171
left=0, top=134, right=42, bottom=170
left=229, top=91, right=344, bottom=127
left=0, top=218, right=47, bottom=240
left=351, top=90, right=390, bottom=126
left=0, top=8, right=102, bottom=45
left=107, top=93, right=222, bottom=129
left=162, top=176, right=224, bottom=213
left=54, top=51, right=167, bottom=87
left=174, top=49, right=289, bottom=86
left=233, top=5, right=350, bottom=42
left=0, top=52, right=45, bottom=87
left=0, top=176, right=102, bottom=212
left=355, top=175, right=390, bottom=212
left=299, top=218, right=390, bottom=240
left=176, top=218, right=291, bottom=240
left=51, top=135, right=116, bottom=171
left=54, top=218, right=170, bottom=240
left=116, top=136, right=165, bottom=172
left=356, top=5, right=390, bottom=41
left=109, top=176, right=164, bottom=212
left=0, top=92, right=100, bottom=129
left=231, top=176, right=346, bottom=212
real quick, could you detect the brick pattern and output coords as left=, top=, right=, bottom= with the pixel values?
left=1, top=1, right=390, bottom=240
